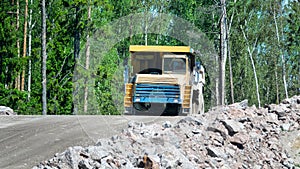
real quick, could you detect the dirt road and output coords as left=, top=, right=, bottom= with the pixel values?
left=0, top=115, right=181, bottom=169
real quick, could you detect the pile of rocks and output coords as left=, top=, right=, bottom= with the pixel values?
left=34, top=96, right=300, bottom=169
left=0, top=106, right=16, bottom=115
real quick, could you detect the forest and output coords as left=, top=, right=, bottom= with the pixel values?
left=0, top=0, right=299, bottom=115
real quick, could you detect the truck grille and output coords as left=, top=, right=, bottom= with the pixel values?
left=133, top=84, right=181, bottom=103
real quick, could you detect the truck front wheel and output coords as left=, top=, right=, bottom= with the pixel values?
left=163, top=103, right=180, bottom=116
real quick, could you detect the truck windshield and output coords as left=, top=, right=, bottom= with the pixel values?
left=163, top=58, right=186, bottom=74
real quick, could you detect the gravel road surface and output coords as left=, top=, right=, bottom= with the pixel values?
left=0, top=115, right=181, bottom=169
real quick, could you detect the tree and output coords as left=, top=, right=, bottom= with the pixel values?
left=41, top=0, right=47, bottom=115
left=0, top=0, right=299, bottom=115
left=27, top=0, right=33, bottom=100
left=286, top=0, right=300, bottom=96
left=240, top=25, right=260, bottom=107
left=84, top=1, right=91, bottom=113
left=73, top=5, right=80, bottom=115
left=227, top=0, right=237, bottom=104
left=15, top=0, right=20, bottom=90
left=272, top=1, right=288, bottom=99
left=219, top=0, right=228, bottom=105
left=21, top=0, right=28, bottom=91
left=229, top=0, right=263, bottom=106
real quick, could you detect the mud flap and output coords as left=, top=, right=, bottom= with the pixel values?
left=192, top=89, right=199, bottom=114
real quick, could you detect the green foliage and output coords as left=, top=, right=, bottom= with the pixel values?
left=0, top=0, right=299, bottom=115
left=95, top=49, right=122, bottom=115
left=0, top=84, right=42, bottom=114
left=286, top=1, right=300, bottom=97
left=225, top=0, right=300, bottom=106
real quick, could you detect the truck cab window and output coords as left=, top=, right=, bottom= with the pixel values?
left=164, top=58, right=186, bottom=74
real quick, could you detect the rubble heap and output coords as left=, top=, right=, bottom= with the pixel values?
left=34, top=96, right=300, bottom=169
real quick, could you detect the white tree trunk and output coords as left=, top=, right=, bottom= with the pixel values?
left=241, top=26, right=261, bottom=108
left=227, top=0, right=237, bottom=104
left=144, top=18, right=148, bottom=46
left=212, top=12, right=219, bottom=106
left=228, top=46, right=234, bottom=103
left=275, top=63, right=279, bottom=103
left=248, top=42, right=260, bottom=108
left=15, top=0, right=20, bottom=90
left=273, top=9, right=288, bottom=99
left=84, top=3, right=91, bottom=113
left=27, top=0, right=33, bottom=100
left=73, top=6, right=80, bottom=115
left=42, top=0, right=47, bottom=115
left=21, top=0, right=28, bottom=91
left=219, top=0, right=228, bottom=105
left=215, top=54, right=219, bottom=106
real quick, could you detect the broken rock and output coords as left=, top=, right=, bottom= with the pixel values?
left=221, top=120, right=244, bottom=136
left=229, top=132, right=249, bottom=149
left=33, top=95, right=300, bottom=169
left=280, top=123, right=291, bottom=131
left=206, top=146, right=227, bottom=159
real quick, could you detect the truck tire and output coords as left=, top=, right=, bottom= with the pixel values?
left=133, top=102, right=151, bottom=111
left=163, top=103, right=180, bottom=116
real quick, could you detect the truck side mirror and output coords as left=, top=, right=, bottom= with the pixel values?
left=196, top=62, right=201, bottom=70
left=195, top=72, right=200, bottom=83
left=193, top=64, right=205, bottom=84
left=193, top=68, right=200, bottom=83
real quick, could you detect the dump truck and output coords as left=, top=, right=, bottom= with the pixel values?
left=124, top=45, right=205, bottom=115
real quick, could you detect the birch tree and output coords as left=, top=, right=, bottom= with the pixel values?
left=41, top=0, right=47, bottom=115
left=15, top=0, right=20, bottom=90
left=272, top=3, right=288, bottom=99
left=219, top=0, right=228, bottom=105
left=83, top=2, right=91, bottom=113
left=27, top=0, right=33, bottom=100
left=73, top=5, right=80, bottom=115
left=286, top=0, right=300, bottom=96
left=21, top=0, right=28, bottom=91
left=240, top=24, right=261, bottom=108
left=227, top=0, right=237, bottom=104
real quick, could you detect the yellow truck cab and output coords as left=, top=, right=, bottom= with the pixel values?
left=124, top=45, right=204, bottom=115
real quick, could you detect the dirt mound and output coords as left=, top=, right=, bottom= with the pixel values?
left=33, top=96, right=300, bottom=169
